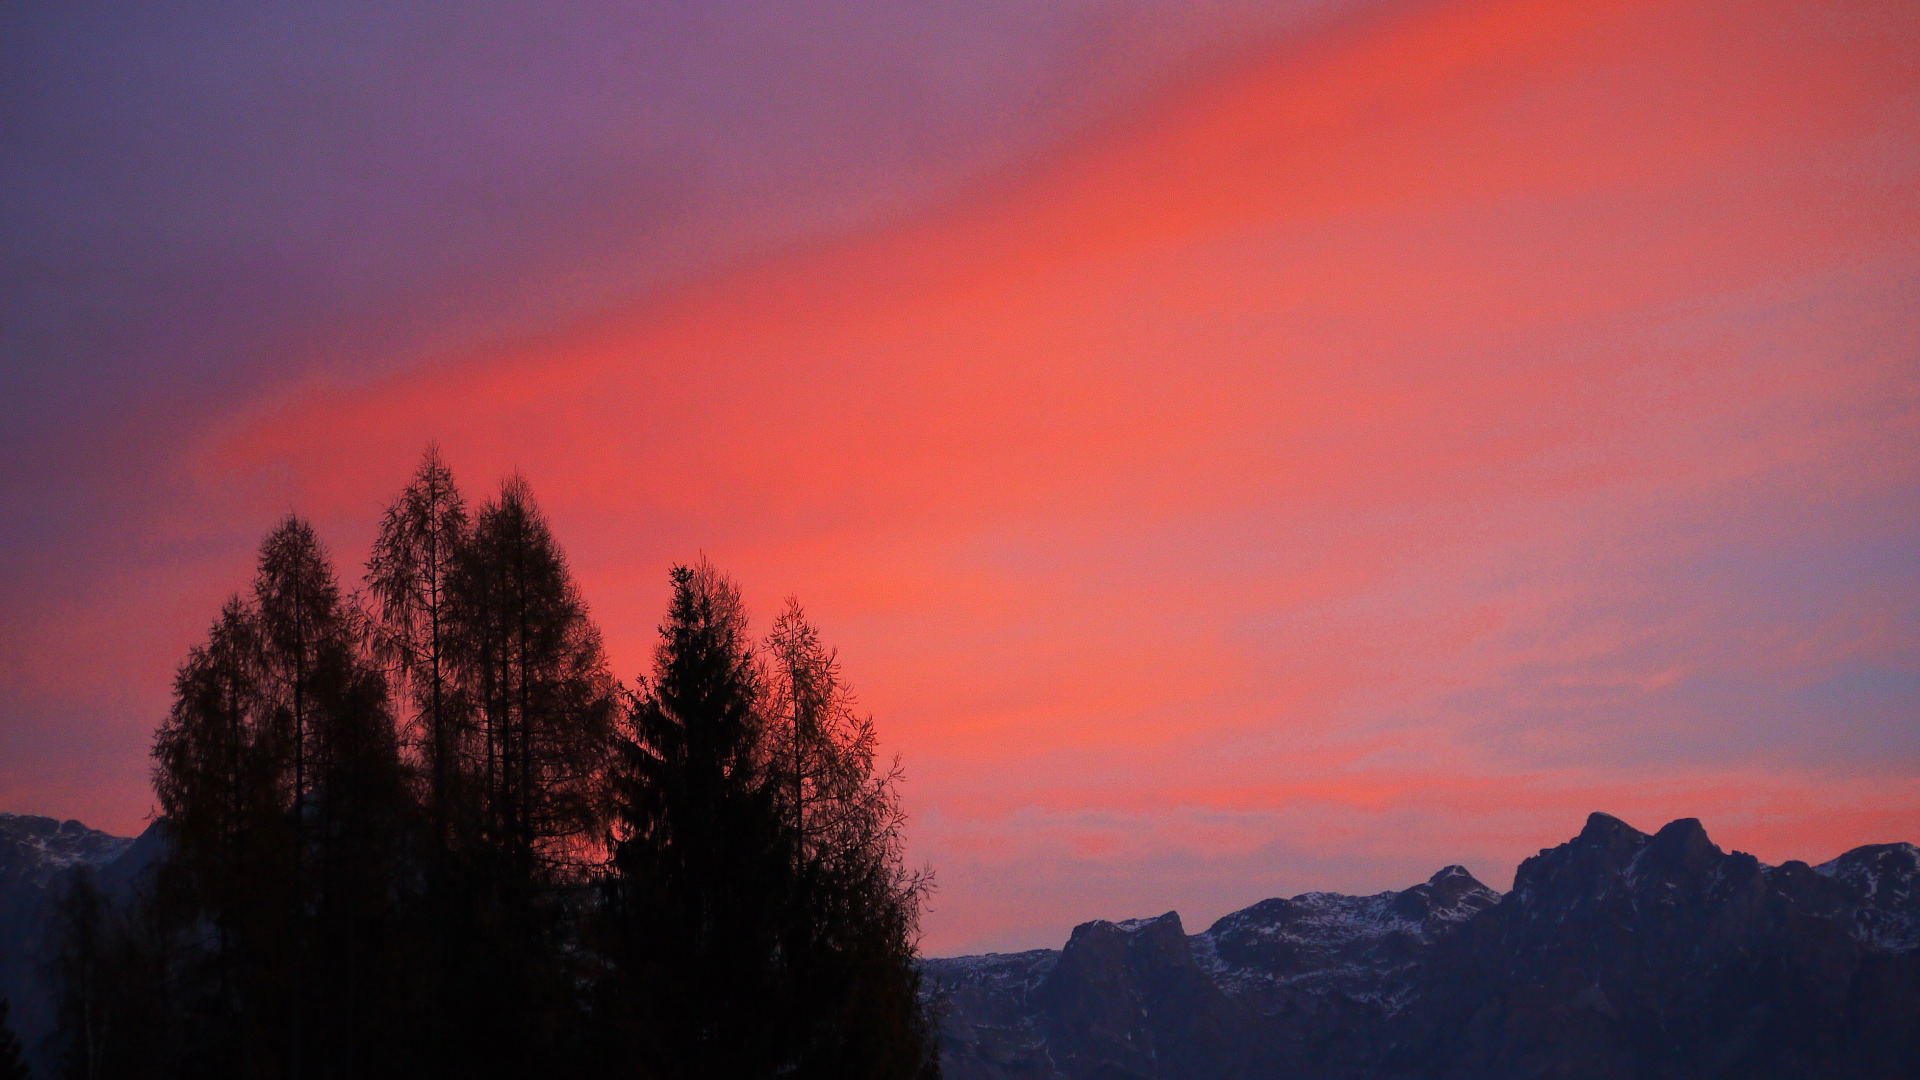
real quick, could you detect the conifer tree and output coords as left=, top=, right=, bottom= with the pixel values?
left=253, top=516, right=347, bottom=835
left=366, top=447, right=477, bottom=1073
left=150, top=595, right=290, bottom=1075
left=444, top=474, right=616, bottom=1076
left=305, top=632, right=410, bottom=1080
left=602, top=560, right=788, bottom=1077
left=146, top=516, right=414, bottom=1079
left=764, top=601, right=940, bottom=1080
left=261, top=519, right=414, bottom=1080
left=601, top=569, right=940, bottom=1079
left=152, top=596, right=276, bottom=946
left=366, top=445, right=470, bottom=852
left=453, top=475, right=616, bottom=884
left=61, top=480, right=942, bottom=1079
left=252, top=515, right=353, bottom=1080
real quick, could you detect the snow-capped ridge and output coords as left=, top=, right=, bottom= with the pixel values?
left=925, top=813, right=1919, bottom=1080
left=0, top=812, right=133, bottom=888
left=1812, top=841, right=1920, bottom=952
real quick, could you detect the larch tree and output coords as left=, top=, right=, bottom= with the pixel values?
left=250, top=515, right=410, bottom=1080
left=149, top=595, right=290, bottom=1074
left=764, top=601, right=940, bottom=1080
left=366, top=445, right=470, bottom=854
left=453, top=474, right=617, bottom=885
left=152, top=597, right=275, bottom=950
left=444, top=474, right=617, bottom=1076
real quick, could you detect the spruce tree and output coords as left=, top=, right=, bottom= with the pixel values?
left=601, top=570, right=940, bottom=1078
left=602, top=560, right=788, bottom=1077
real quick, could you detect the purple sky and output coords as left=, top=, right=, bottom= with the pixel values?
left=4, top=0, right=1917, bottom=956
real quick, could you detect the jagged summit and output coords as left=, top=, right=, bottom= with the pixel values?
left=1096, top=910, right=1184, bottom=936
left=927, top=862, right=1504, bottom=1079
left=929, top=814, right=1920, bottom=1080
left=1814, top=840, right=1920, bottom=952
left=0, top=813, right=133, bottom=889
left=1, top=814, right=161, bottom=1072
left=1192, top=863, right=1500, bottom=1002
left=1391, top=863, right=1499, bottom=921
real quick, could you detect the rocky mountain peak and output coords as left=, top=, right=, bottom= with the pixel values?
left=1647, top=814, right=1712, bottom=859
left=1818, top=841, right=1919, bottom=901
left=1814, top=841, right=1920, bottom=951
left=1391, top=864, right=1500, bottom=922
left=928, top=814, right=1919, bottom=1079
left=1573, top=809, right=1640, bottom=848
left=0, top=813, right=133, bottom=889
left=1046, top=910, right=1202, bottom=1001
left=1510, top=812, right=1766, bottom=918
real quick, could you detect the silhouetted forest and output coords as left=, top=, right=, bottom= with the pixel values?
left=43, top=448, right=940, bottom=1080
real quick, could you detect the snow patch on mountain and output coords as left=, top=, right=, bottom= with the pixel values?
left=1815, top=841, right=1920, bottom=952
left=0, top=813, right=133, bottom=888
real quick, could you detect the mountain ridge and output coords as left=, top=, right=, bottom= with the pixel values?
left=927, top=813, right=1920, bottom=1080
left=3, top=811, right=1914, bottom=1077
left=0, top=813, right=166, bottom=1070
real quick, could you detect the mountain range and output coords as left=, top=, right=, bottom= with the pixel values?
left=0, top=813, right=166, bottom=1070
left=3, top=811, right=1914, bottom=1077
left=924, top=813, right=1920, bottom=1079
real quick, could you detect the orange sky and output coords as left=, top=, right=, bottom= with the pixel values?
left=5, top=0, right=1918, bottom=954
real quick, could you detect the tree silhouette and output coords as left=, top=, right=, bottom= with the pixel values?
left=367, top=444, right=470, bottom=855
left=442, top=474, right=617, bottom=1076
left=150, top=595, right=288, bottom=1075
left=54, top=454, right=940, bottom=1079
left=454, top=475, right=616, bottom=884
left=365, top=447, right=477, bottom=1072
left=601, top=560, right=788, bottom=1077
left=144, top=517, right=418, bottom=1079
left=764, top=600, right=940, bottom=1079
left=601, top=567, right=941, bottom=1078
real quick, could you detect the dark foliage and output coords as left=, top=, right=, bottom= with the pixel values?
left=598, top=566, right=939, bottom=1079
left=763, top=600, right=939, bottom=1080
left=600, top=561, right=791, bottom=1076
left=48, top=448, right=937, bottom=1079
left=433, top=472, right=618, bottom=1078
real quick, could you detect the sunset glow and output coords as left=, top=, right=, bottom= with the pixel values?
left=3, top=0, right=1916, bottom=955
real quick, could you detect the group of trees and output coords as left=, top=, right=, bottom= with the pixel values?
left=46, top=448, right=939, bottom=1080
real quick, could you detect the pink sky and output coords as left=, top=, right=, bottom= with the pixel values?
left=3, top=0, right=1917, bottom=954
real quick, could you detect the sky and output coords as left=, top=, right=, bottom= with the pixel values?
left=2, top=0, right=1916, bottom=956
